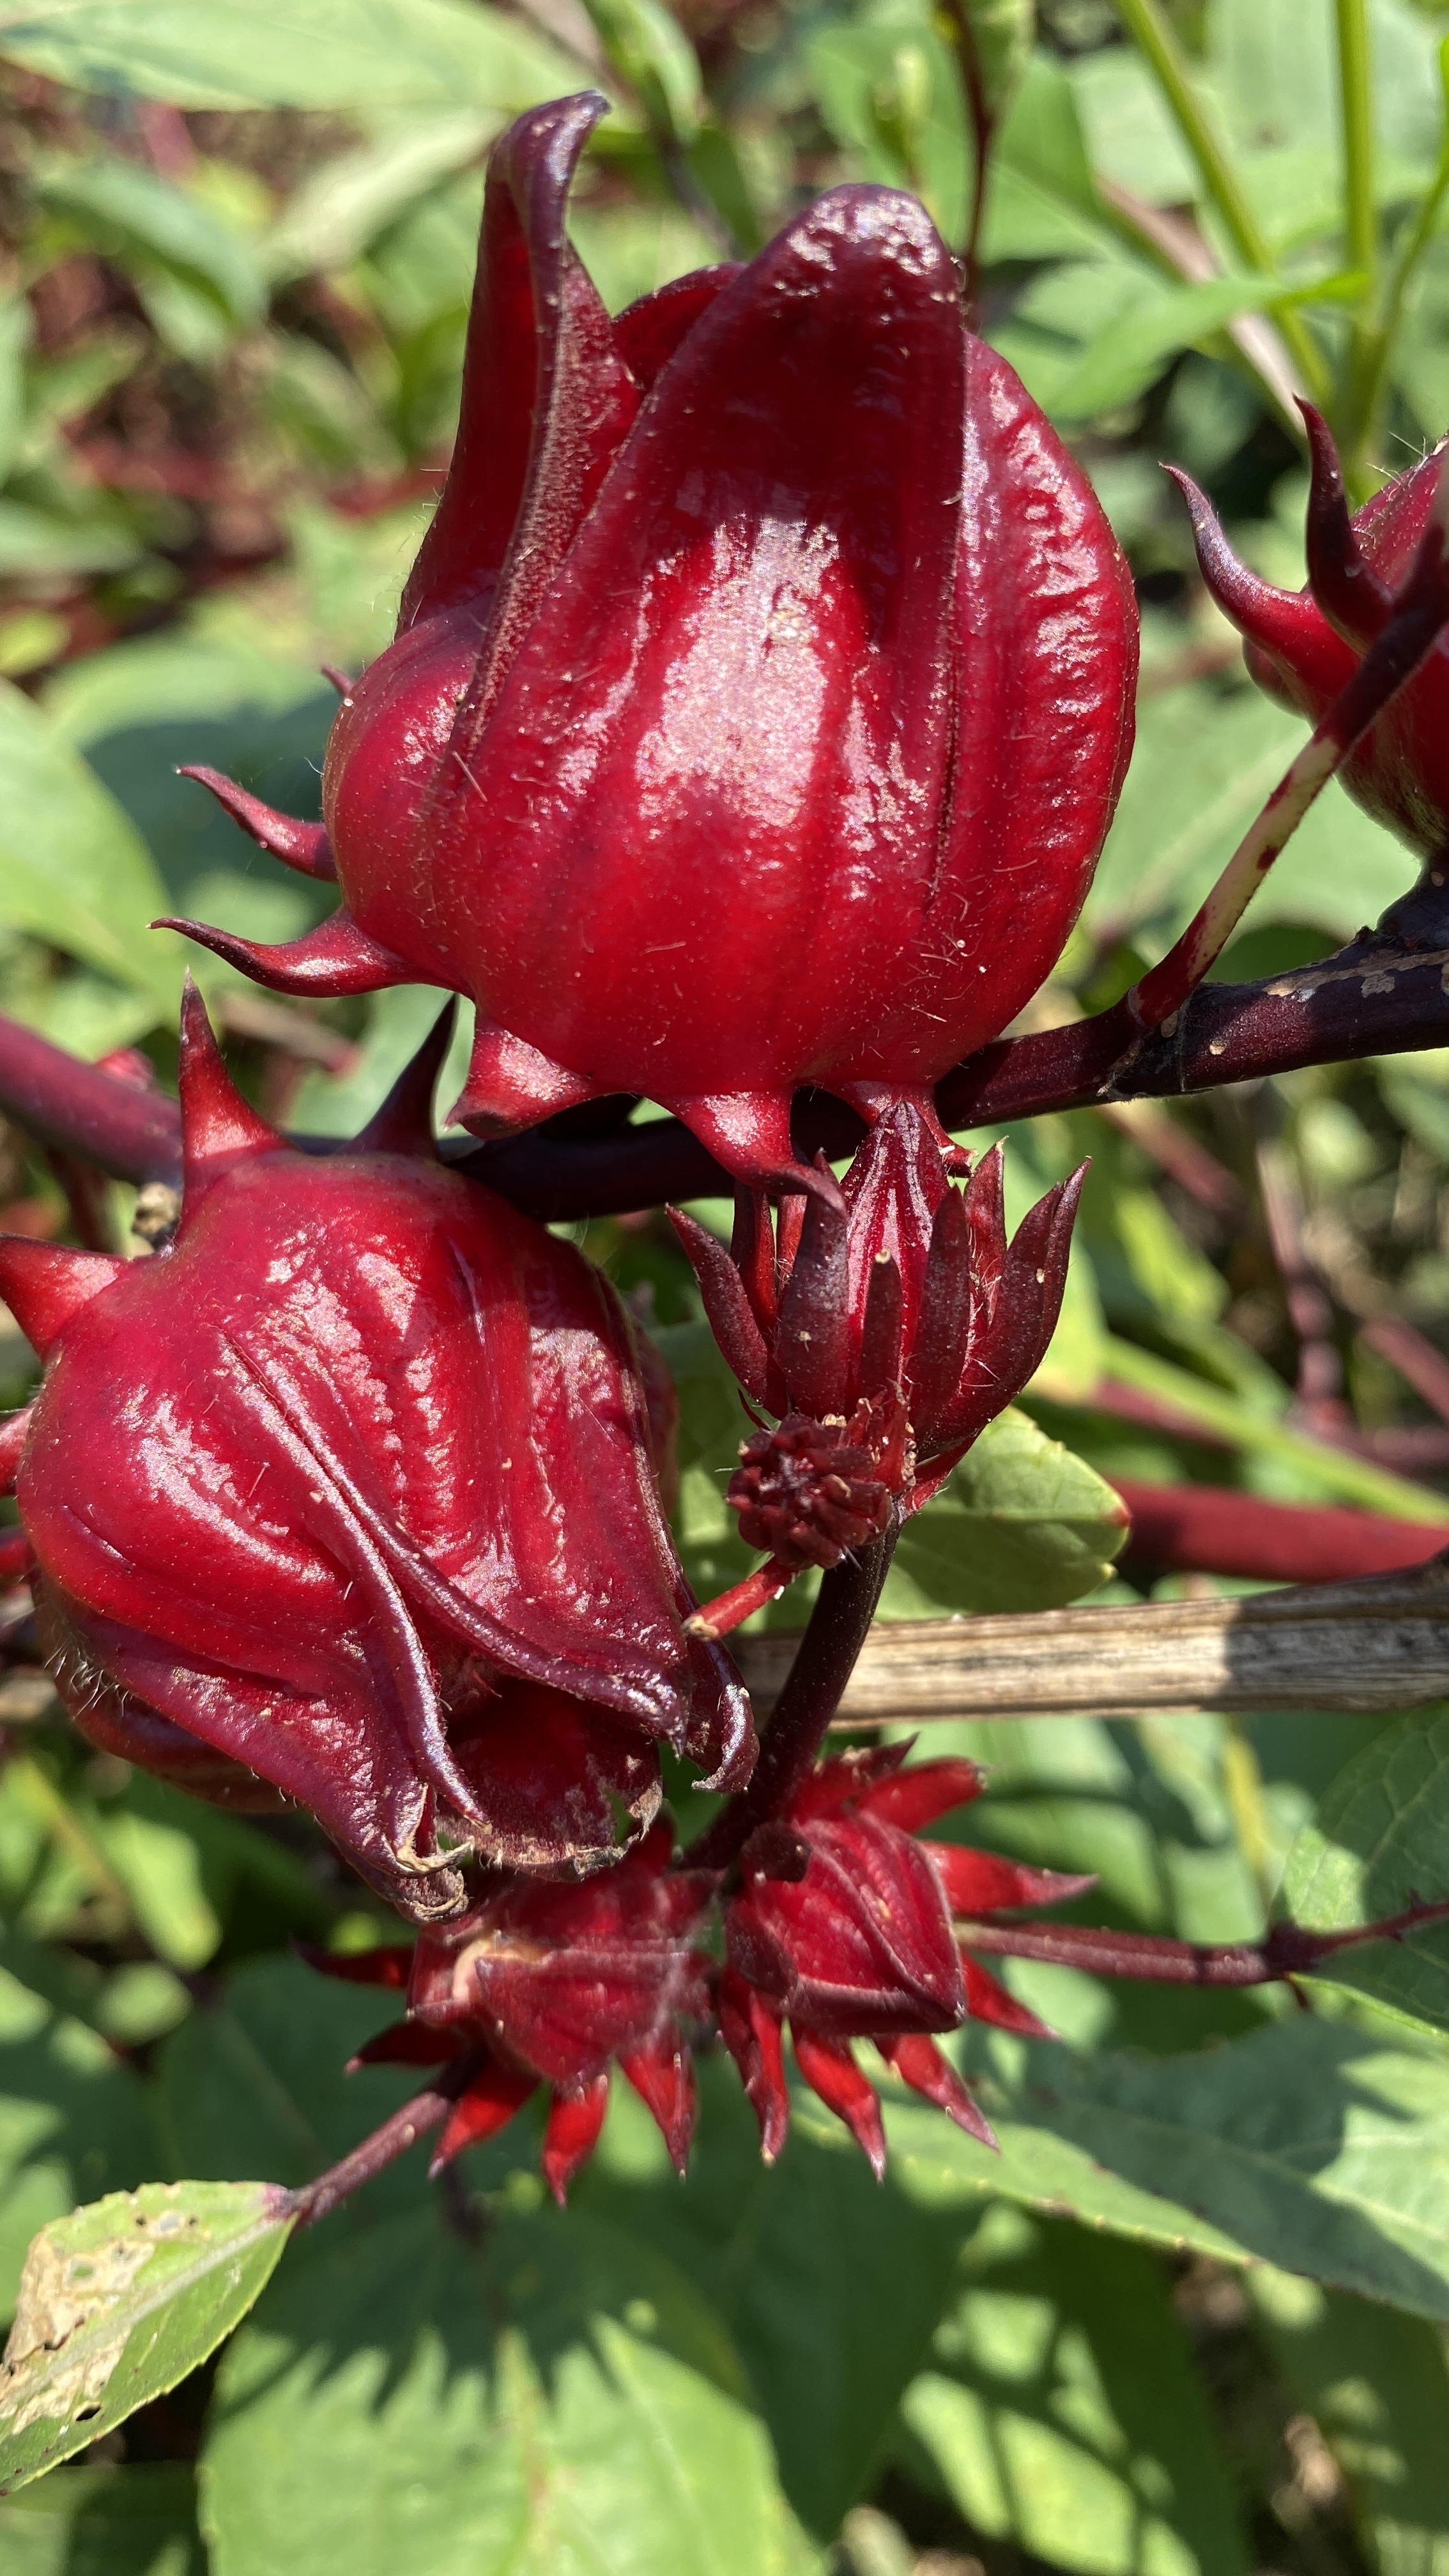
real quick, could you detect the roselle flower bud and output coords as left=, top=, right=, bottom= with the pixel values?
left=317, top=1817, right=716, bottom=2199
left=1174, top=410, right=1449, bottom=873
left=0, top=990, right=751, bottom=1921
left=671, top=1100, right=1083, bottom=1630
left=721, top=1745, right=1091, bottom=2174
left=164, top=91, right=1137, bottom=1193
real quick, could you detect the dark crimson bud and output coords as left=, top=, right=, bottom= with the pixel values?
left=719, top=1742, right=1091, bottom=2168
left=673, top=1103, right=1083, bottom=1634
left=163, top=93, right=1137, bottom=1193
left=0, top=990, right=751, bottom=1920
left=1174, top=417, right=1449, bottom=868
left=328, top=1818, right=716, bottom=2198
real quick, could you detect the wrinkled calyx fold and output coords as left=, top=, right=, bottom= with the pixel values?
left=311, top=1745, right=1096, bottom=2196
left=165, top=88, right=1137, bottom=1196
left=0, top=988, right=751, bottom=1922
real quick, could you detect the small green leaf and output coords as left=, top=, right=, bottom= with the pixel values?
left=263, top=110, right=496, bottom=283
left=889, top=1409, right=1128, bottom=1616
left=0, top=2182, right=293, bottom=2494
left=1280, top=1710, right=1449, bottom=2035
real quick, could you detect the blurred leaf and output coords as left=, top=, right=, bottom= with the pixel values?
left=0, top=2461, right=204, bottom=2575
left=1208, top=0, right=1443, bottom=169
left=199, top=2199, right=812, bottom=2576
left=890, top=2012, right=1449, bottom=2317
left=1099, top=1331, right=1449, bottom=1517
left=1045, top=268, right=1356, bottom=422
left=580, top=0, right=703, bottom=146
left=586, top=2062, right=970, bottom=2540
left=92, top=1786, right=223, bottom=1975
left=0, top=0, right=584, bottom=112
left=1281, top=1710, right=1449, bottom=2035
left=0, top=679, right=173, bottom=1002
left=0, top=2181, right=293, bottom=2494
left=1250, top=2262, right=1449, bottom=2576
left=0, top=298, right=34, bottom=487
left=156, top=1954, right=424, bottom=2192
left=898, top=2212, right=1249, bottom=2576
left=567, top=199, right=722, bottom=310
left=982, top=50, right=1110, bottom=259
left=1086, top=678, right=1416, bottom=953
left=810, top=14, right=969, bottom=243
left=0, top=1960, right=155, bottom=2326
left=1069, top=45, right=1199, bottom=206
left=890, top=1408, right=1129, bottom=1616
left=263, top=109, right=496, bottom=282
left=36, top=156, right=264, bottom=341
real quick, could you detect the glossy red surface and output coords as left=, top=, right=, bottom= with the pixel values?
left=1179, top=417, right=1449, bottom=862
left=0, top=993, right=750, bottom=1920
left=169, top=93, right=1138, bottom=1188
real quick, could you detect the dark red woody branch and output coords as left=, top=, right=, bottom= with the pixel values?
left=7, top=903, right=1449, bottom=1218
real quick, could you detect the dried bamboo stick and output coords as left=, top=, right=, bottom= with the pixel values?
left=732, top=1551, right=1449, bottom=1722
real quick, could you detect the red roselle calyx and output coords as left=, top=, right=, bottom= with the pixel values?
left=314, top=1818, right=715, bottom=2201
left=721, top=1745, right=1090, bottom=2174
left=1176, top=409, right=1449, bottom=884
left=0, top=990, right=751, bottom=1921
left=670, top=1101, right=1084, bottom=1632
left=303, top=1747, right=1449, bottom=2198
left=163, top=90, right=1137, bottom=1194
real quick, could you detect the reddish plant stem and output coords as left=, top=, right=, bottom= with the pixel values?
left=283, top=2051, right=486, bottom=2229
left=693, top=1529, right=898, bottom=1871
left=956, top=1896, right=1449, bottom=1985
left=4, top=916, right=1449, bottom=1218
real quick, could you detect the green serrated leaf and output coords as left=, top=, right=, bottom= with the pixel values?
left=889, top=1408, right=1128, bottom=1616
left=0, top=2182, right=293, bottom=2494
left=893, top=2014, right=1449, bottom=2317
left=199, top=2201, right=808, bottom=2576
left=1280, top=1711, right=1449, bottom=2035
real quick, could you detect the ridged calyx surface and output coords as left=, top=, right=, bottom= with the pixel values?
left=313, top=1818, right=716, bottom=2201
left=0, top=990, right=751, bottom=1922
left=670, top=1100, right=1084, bottom=1627
left=167, top=91, right=1138, bottom=1191
left=1175, top=408, right=1449, bottom=869
left=721, top=1744, right=1093, bottom=2174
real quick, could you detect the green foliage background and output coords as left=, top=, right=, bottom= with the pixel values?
left=6, top=1, right=1449, bottom=2569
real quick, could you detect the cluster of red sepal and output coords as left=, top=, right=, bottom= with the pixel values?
left=0, top=989, right=749, bottom=1920
left=1174, top=407, right=1449, bottom=873
left=671, top=1100, right=1083, bottom=1631
left=162, top=91, right=1136, bottom=1196
left=312, top=1818, right=716, bottom=2200
left=719, top=1744, right=1090, bottom=2174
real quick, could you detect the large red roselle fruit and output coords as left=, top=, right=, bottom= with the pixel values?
left=0, top=992, right=751, bottom=1921
left=670, top=1100, right=1085, bottom=1630
left=321, top=1816, right=717, bottom=2201
left=720, top=1745, right=1090, bottom=2175
left=1176, top=408, right=1449, bottom=877
left=166, top=90, right=1138, bottom=1192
